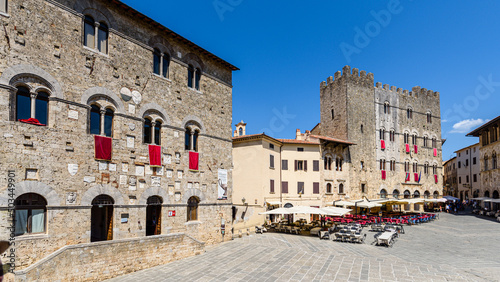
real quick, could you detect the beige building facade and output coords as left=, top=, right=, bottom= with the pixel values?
left=0, top=0, right=236, bottom=280
left=443, top=157, right=457, bottom=197
left=455, top=143, right=481, bottom=201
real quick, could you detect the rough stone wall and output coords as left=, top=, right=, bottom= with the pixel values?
left=319, top=66, right=442, bottom=202
left=0, top=0, right=234, bottom=275
left=479, top=136, right=500, bottom=198
left=15, top=233, right=204, bottom=282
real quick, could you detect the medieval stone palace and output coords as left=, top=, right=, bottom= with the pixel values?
left=0, top=0, right=237, bottom=280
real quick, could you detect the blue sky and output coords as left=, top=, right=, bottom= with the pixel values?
left=122, top=0, right=500, bottom=161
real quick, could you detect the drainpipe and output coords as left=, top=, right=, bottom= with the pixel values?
left=279, top=142, right=283, bottom=208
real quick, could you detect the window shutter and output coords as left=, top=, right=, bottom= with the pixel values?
left=282, top=159, right=288, bottom=170
left=313, top=160, right=319, bottom=171
left=313, top=182, right=319, bottom=194
left=270, top=179, right=275, bottom=193
left=304, top=160, right=307, bottom=171
left=294, top=160, right=298, bottom=171
left=282, top=181, right=288, bottom=194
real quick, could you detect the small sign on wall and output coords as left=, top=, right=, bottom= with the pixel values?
left=168, top=210, right=176, bottom=217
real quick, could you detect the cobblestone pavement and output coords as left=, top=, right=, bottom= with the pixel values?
left=107, top=212, right=500, bottom=281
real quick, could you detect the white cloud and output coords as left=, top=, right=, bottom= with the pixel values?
left=450, top=119, right=488, bottom=133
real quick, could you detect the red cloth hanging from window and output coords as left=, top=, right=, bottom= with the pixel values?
left=381, top=140, right=385, bottom=150
left=189, top=151, right=199, bottom=171
left=94, top=135, right=112, bottom=161
left=414, top=145, right=418, bottom=154
left=405, top=144, right=410, bottom=153
left=405, top=173, right=410, bottom=182
left=381, top=170, right=386, bottom=180
left=433, top=148, right=437, bottom=157
left=19, top=118, right=45, bottom=126
left=434, top=174, right=438, bottom=184
left=149, top=145, right=162, bottom=167
left=414, top=173, right=419, bottom=182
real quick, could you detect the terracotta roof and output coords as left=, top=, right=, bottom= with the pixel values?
left=277, top=139, right=319, bottom=145
left=111, top=1, right=238, bottom=71
left=232, top=133, right=266, bottom=140
left=467, top=115, right=500, bottom=136
left=310, top=135, right=356, bottom=145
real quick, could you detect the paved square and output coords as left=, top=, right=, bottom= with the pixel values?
left=107, top=212, right=500, bottom=281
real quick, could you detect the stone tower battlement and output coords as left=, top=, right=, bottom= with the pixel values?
left=320, top=65, right=374, bottom=91
left=375, top=82, right=440, bottom=100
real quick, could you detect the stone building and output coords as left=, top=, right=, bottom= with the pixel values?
left=316, top=66, right=443, bottom=208
left=454, top=143, right=480, bottom=201
left=232, top=124, right=352, bottom=234
left=0, top=0, right=237, bottom=280
left=443, top=157, right=457, bottom=197
left=467, top=115, right=500, bottom=209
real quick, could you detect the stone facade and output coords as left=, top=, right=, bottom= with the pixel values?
left=443, top=157, right=457, bottom=197
left=319, top=66, right=443, bottom=206
left=467, top=115, right=500, bottom=209
left=0, top=0, right=236, bottom=280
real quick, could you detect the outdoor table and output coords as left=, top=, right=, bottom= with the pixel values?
left=310, top=227, right=322, bottom=236
left=377, top=231, right=396, bottom=247
left=319, top=230, right=330, bottom=240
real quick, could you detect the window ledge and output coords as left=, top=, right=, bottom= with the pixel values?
left=0, top=11, right=9, bottom=18
left=152, top=73, right=172, bottom=83
left=188, top=87, right=203, bottom=95
left=15, top=234, right=49, bottom=241
left=269, top=167, right=275, bottom=170
left=185, top=221, right=202, bottom=226
left=82, top=46, right=109, bottom=58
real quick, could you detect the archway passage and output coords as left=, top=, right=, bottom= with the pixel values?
left=146, top=196, right=163, bottom=236
left=91, top=194, right=114, bottom=242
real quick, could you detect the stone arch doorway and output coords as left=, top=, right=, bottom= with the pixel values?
left=91, top=194, right=114, bottom=242
left=146, top=196, right=163, bottom=236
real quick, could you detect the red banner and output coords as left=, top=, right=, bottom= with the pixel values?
left=433, top=148, right=437, bottom=157
left=19, top=118, right=45, bottom=126
left=405, top=144, right=410, bottom=153
left=189, top=151, right=199, bottom=171
left=414, top=173, right=419, bottom=182
left=381, top=170, right=386, bottom=180
left=149, top=145, right=162, bottom=167
left=381, top=140, right=385, bottom=150
left=434, top=174, right=438, bottom=184
left=414, top=145, right=418, bottom=154
left=94, top=135, right=112, bottom=161
left=405, top=173, right=410, bottom=182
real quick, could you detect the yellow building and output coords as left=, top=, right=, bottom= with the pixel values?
left=232, top=122, right=353, bottom=235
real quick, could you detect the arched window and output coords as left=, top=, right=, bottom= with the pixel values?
left=238, top=127, right=243, bottom=136
left=414, top=190, right=420, bottom=198
left=485, top=191, right=490, bottom=198
left=15, top=86, right=50, bottom=125
left=15, top=193, right=47, bottom=236
left=16, top=86, right=31, bottom=121
left=89, top=104, right=114, bottom=137
left=360, top=124, right=363, bottom=133
left=404, top=132, right=409, bottom=144
left=153, top=49, right=170, bottom=78
left=84, top=16, right=95, bottom=49
left=336, top=158, right=343, bottom=171
left=493, top=190, right=499, bottom=199
left=427, top=112, right=432, bottom=123
left=380, top=189, right=387, bottom=198
left=412, top=134, right=417, bottom=145
left=187, top=196, right=199, bottom=221
left=404, top=190, right=411, bottom=199
left=392, top=189, right=400, bottom=199
left=407, top=108, right=413, bottom=119
left=185, top=127, right=199, bottom=151
left=424, top=162, right=429, bottom=174
left=433, top=191, right=439, bottom=199
left=90, top=105, right=101, bottom=135
left=83, top=16, right=108, bottom=54
left=338, top=183, right=344, bottom=194
left=423, top=136, right=428, bottom=147
left=188, top=65, right=194, bottom=88
left=143, top=118, right=152, bottom=144
left=146, top=196, right=163, bottom=236
left=326, top=183, right=332, bottom=194
left=154, top=120, right=162, bottom=145
left=384, top=102, right=390, bottom=114
left=424, top=191, right=430, bottom=199
left=485, top=155, right=489, bottom=171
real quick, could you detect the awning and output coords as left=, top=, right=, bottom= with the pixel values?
left=333, top=200, right=355, bottom=207
left=265, top=201, right=281, bottom=206
left=355, top=200, right=383, bottom=208
left=471, top=197, right=492, bottom=201
left=443, top=195, right=460, bottom=201
left=259, top=208, right=293, bottom=215
left=288, top=206, right=328, bottom=215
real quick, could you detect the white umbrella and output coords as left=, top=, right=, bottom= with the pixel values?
left=259, top=207, right=294, bottom=215
left=321, top=206, right=352, bottom=216
left=288, top=206, right=328, bottom=215
left=424, top=198, right=447, bottom=203
left=333, top=200, right=355, bottom=207
left=471, top=197, right=492, bottom=201
left=355, top=200, right=383, bottom=208
left=443, top=195, right=460, bottom=201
